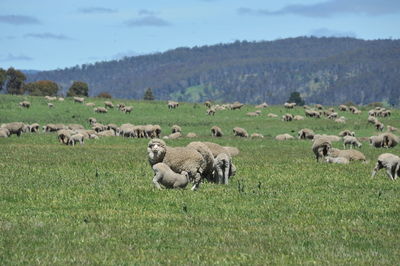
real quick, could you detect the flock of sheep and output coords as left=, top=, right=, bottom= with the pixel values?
left=3, top=96, right=400, bottom=189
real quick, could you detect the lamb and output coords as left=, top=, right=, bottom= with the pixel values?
left=312, top=137, right=332, bottom=162
left=67, top=133, right=84, bottom=146
left=213, top=153, right=235, bottom=184
left=233, top=127, right=249, bottom=138
left=171, top=125, right=182, bottom=134
left=328, top=148, right=366, bottom=161
left=211, top=126, right=223, bottom=137
left=371, top=153, right=400, bottom=180
left=298, top=128, right=315, bottom=140
left=152, top=163, right=190, bottom=189
left=275, top=133, right=294, bottom=141
left=325, top=156, right=349, bottom=164
left=147, top=139, right=208, bottom=190
left=343, top=136, right=362, bottom=149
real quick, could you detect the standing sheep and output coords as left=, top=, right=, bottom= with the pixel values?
left=343, top=136, right=362, bottom=149
left=382, top=132, right=399, bottom=148
left=233, top=127, right=248, bottom=138
left=152, top=163, right=190, bottom=189
left=1, top=122, right=27, bottom=137
left=74, top=97, right=85, bottom=103
left=371, top=153, right=400, bottom=180
left=211, top=126, right=223, bottom=137
left=19, top=101, right=31, bottom=108
left=213, top=153, right=234, bottom=184
left=68, top=133, right=85, bottom=146
left=104, top=101, right=114, bottom=108
left=312, top=137, right=332, bottom=162
left=298, top=128, right=315, bottom=140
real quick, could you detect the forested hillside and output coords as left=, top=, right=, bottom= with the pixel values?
left=27, top=37, right=400, bottom=105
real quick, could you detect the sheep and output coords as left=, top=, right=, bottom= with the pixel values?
left=67, top=133, right=84, bottom=146
left=382, top=132, right=399, bottom=148
left=305, top=110, right=321, bottom=118
left=152, top=163, right=190, bottom=189
left=19, top=101, right=31, bottom=108
left=104, top=101, right=114, bottom=108
left=315, top=104, right=323, bottom=110
left=374, top=121, right=384, bottom=131
left=44, top=96, right=57, bottom=101
left=68, top=124, right=85, bottom=131
left=58, top=97, right=64, bottom=101
left=233, top=127, right=249, bottom=138
left=88, top=118, right=97, bottom=125
left=327, top=112, right=338, bottom=119
left=92, top=123, right=107, bottom=133
left=167, top=132, right=182, bottom=139
left=147, top=138, right=208, bottom=190
left=48, top=103, right=54, bottom=108
left=1, top=122, right=27, bottom=136
left=85, top=102, right=95, bottom=107
left=246, top=112, right=260, bottom=117
left=204, top=101, right=212, bottom=108
left=335, top=117, right=346, bottom=123
left=339, top=104, right=348, bottom=111
left=313, top=134, right=341, bottom=142
left=117, top=103, right=126, bottom=110
left=267, top=113, right=278, bottom=118
left=28, top=123, right=40, bottom=133
left=312, top=137, right=332, bottom=162
left=230, top=102, right=244, bottom=110
left=349, top=106, right=359, bottom=114
left=298, top=128, right=315, bottom=140
left=107, top=123, right=118, bottom=132
left=275, top=133, right=294, bottom=141
left=251, top=133, right=264, bottom=139
left=282, top=113, right=293, bottom=122
left=186, top=132, right=197, bottom=138
left=223, top=146, right=240, bottom=157
left=339, top=130, right=355, bottom=137
left=387, top=125, right=398, bottom=132
left=73, top=97, right=84, bottom=103
left=369, top=135, right=384, bottom=148
left=57, top=129, right=74, bottom=144
left=343, top=136, right=362, bottom=149
left=94, top=107, right=108, bottom=113
left=134, top=125, right=146, bottom=138
left=0, top=128, right=10, bottom=138
left=328, top=148, right=366, bottom=161
left=293, top=115, right=304, bottom=121
left=171, top=125, right=182, bottom=134
left=325, top=156, right=349, bottom=164
left=371, top=153, right=400, bottom=180
left=213, top=153, right=234, bottom=184
left=43, top=123, right=66, bottom=133
left=255, top=102, right=268, bottom=108
left=121, top=106, right=133, bottom=114
left=284, top=102, right=296, bottom=109
left=116, top=123, right=135, bottom=137
left=97, top=130, right=115, bottom=137
left=187, top=141, right=216, bottom=182
left=207, top=108, right=216, bottom=116
left=167, top=101, right=179, bottom=109
left=211, top=126, right=223, bottom=137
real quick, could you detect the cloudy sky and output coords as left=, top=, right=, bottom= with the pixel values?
left=1, top=0, right=399, bottom=70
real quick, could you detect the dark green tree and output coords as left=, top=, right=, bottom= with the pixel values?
left=143, top=87, right=155, bottom=100
left=0, top=68, right=6, bottom=91
left=25, top=80, right=59, bottom=96
left=6, top=67, right=26, bottom=95
left=288, top=91, right=305, bottom=106
left=67, top=81, right=89, bottom=97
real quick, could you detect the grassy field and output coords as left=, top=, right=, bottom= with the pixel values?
left=1, top=94, right=399, bottom=264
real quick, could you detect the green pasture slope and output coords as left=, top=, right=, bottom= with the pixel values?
left=0, top=94, right=399, bottom=264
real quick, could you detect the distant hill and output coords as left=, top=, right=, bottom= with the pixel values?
left=26, top=37, right=400, bottom=105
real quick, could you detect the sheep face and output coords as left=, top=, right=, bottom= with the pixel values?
left=147, top=139, right=167, bottom=165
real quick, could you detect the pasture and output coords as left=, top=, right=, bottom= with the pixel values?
left=0, top=94, right=399, bottom=264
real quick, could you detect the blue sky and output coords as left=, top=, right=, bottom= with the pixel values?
left=1, top=0, right=399, bottom=71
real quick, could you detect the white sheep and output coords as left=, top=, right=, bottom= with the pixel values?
left=152, top=163, right=190, bottom=189
left=312, top=137, right=332, bottom=162
left=371, top=153, right=400, bottom=180
left=325, top=156, right=349, bottom=164
left=343, top=136, right=362, bottom=149
left=68, top=133, right=84, bottom=146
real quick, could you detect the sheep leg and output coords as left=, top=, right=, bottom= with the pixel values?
left=216, top=167, right=224, bottom=184
left=224, top=164, right=230, bottom=185
left=191, top=173, right=202, bottom=191
left=371, top=162, right=383, bottom=178
left=152, top=172, right=163, bottom=190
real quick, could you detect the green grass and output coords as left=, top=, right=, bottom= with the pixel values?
left=1, top=95, right=399, bottom=264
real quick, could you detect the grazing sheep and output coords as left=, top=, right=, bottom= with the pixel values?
left=267, top=113, right=278, bottom=118
left=97, top=130, right=115, bottom=137
left=315, top=104, right=323, bottom=110
left=293, top=115, right=305, bottom=121
left=305, top=110, right=321, bottom=118
left=284, top=102, right=296, bottom=109
left=349, top=106, right=359, bottom=114
left=147, top=139, right=207, bottom=190
left=313, top=134, right=341, bottom=142
left=1, top=122, right=27, bottom=137
left=118, top=123, right=135, bottom=137
left=275, top=133, right=294, bottom=141
left=107, top=123, right=118, bottom=132
left=19, top=101, right=31, bottom=108
left=255, top=102, right=268, bottom=109
left=104, top=101, right=114, bottom=108
left=28, top=123, right=40, bottom=133
left=58, top=97, right=64, bottom=101
left=374, top=121, right=384, bottom=131
left=186, top=132, right=197, bottom=138
left=73, top=97, right=84, bottom=103
left=230, top=102, right=244, bottom=110
left=327, top=112, right=338, bottom=120
left=223, top=146, right=240, bottom=157
left=382, top=132, right=399, bottom=148
left=48, top=103, right=54, bottom=108
left=152, top=163, right=190, bottom=189
left=92, top=123, right=107, bottom=133
left=312, top=137, right=332, bottom=162
left=117, top=103, right=126, bottom=110
left=371, top=153, right=400, bottom=180
left=207, top=108, right=216, bottom=116
left=213, top=153, right=234, bottom=184
left=339, top=104, right=348, bottom=111
left=85, top=102, right=95, bottom=107
left=168, top=101, right=179, bottom=109
left=298, top=128, right=315, bottom=140
left=211, top=126, right=223, bottom=137
left=57, top=129, right=74, bottom=144
left=134, top=125, right=146, bottom=138
left=328, top=148, right=366, bottom=161
left=339, top=130, right=355, bottom=137
left=282, top=113, right=293, bottom=122
left=233, top=127, right=249, bottom=138
left=121, top=106, right=133, bottom=113
left=369, top=135, right=384, bottom=148
left=43, top=123, right=66, bottom=133
left=204, top=101, right=212, bottom=108
left=325, top=156, right=349, bottom=164
left=67, top=133, right=84, bottom=146
left=94, top=107, right=108, bottom=113
left=251, top=133, right=264, bottom=139
left=0, top=128, right=10, bottom=138
left=343, top=136, right=362, bottom=149
left=171, top=125, right=182, bottom=134
left=187, top=142, right=215, bottom=181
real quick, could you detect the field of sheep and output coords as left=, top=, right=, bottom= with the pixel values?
left=1, top=94, right=400, bottom=264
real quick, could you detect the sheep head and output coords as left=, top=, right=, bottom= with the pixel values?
left=147, top=139, right=167, bottom=166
